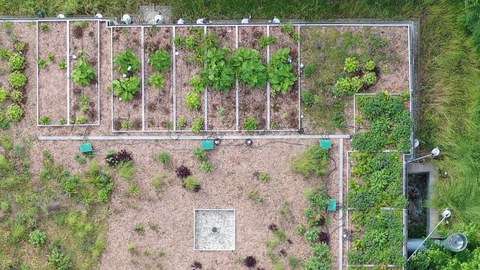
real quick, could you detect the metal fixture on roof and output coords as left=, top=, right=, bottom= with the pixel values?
left=38, top=11, right=45, bottom=18
left=407, top=147, right=440, bottom=163
left=271, top=16, right=280, bottom=23
left=95, top=13, right=103, bottom=18
left=245, top=139, right=253, bottom=146
left=177, top=18, right=185, bottom=24
left=57, top=14, right=65, bottom=18
left=122, top=14, right=132, bottom=25
left=196, top=18, right=209, bottom=24
left=241, top=15, right=251, bottom=24
left=154, top=14, right=164, bottom=24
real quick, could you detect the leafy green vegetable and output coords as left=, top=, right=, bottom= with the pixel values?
left=114, top=50, right=140, bottom=74
left=149, top=50, right=171, bottom=72
left=9, top=71, right=27, bottom=89
left=230, top=48, right=268, bottom=89
left=6, top=104, right=24, bottom=122
left=268, top=48, right=297, bottom=96
left=186, top=92, right=202, bottom=111
left=112, top=77, right=141, bottom=102
left=201, top=47, right=235, bottom=92
left=148, top=73, right=166, bottom=89
left=8, top=53, right=26, bottom=71
left=72, top=59, right=95, bottom=87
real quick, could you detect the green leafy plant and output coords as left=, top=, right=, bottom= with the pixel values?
left=80, top=96, right=90, bottom=113
left=14, top=41, right=26, bottom=52
left=177, top=117, right=187, bottom=129
left=149, top=73, right=165, bottom=89
left=259, top=36, right=277, bottom=48
left=127, top=184, right=140, bottom=196
left=29, top=230, right=47, bottom=247
left=364, top=60, right=376, bottom=71
left=149, top=50, right=172, bottom=72
left=72, top=59, right=95, bottom=87
left=302, top=90, right=320, bottom=107
left=134, top=224, right=145, bottom=235
left=258, top=172, right=271, bottom=183
left=344, top=57, right=360, bottom=73
left=59, top=59, right=67, bottom=69
left=247, top=189, right=265, bottom=203
left=157, top=152, right=171, bottom=165
left=189, top=77, right=206, bottom=93
left=268, top=48, right=297, bottom=96
left=193, top=148, right=207, bottom=161
left=112, top=77, right=141, bottom=101
left=0, top=88, right=9, bottom=102
left=243, top=116, right=258, bottom=131
left=9, top=71, right=27, bottom=89
left=304, top=64, right=316, bottom=77
left=230, top=48, right=268, bottom=89
left=48, top=247, right=72, bottom=270
left=48, top=54, right=56, bottom=63
left=114, top=50, right=141, bottom=74
left=6, top=104, right=23, bottom=122
left=0, top=47, right=11, bottom=60
left=362, top=71, right=377, bottom=85
left=183, top=175, right=201, bottom=192
left=334, top=76, right=363, bottom=96
left=186, top=92, right=202, bottom=111
left=291, top=145, right=329, bottom=178
left=281, top=22, right=295, bottom=35
left=191, top=117, right=203, bottom=133
left=201, top=47, right=235, bottom=91
left=38, top=59, right=48, bottom=69
left=40, top=23, right=50, bottom=31
left=8, top=53, right=26, bottom=71
left=75, top=116, right=88, bottom=124
left=10, top=90, right=23, bottom=103
left=200, top=161, right=213, bottom=173
left=39, top=115, right=51, bottom=125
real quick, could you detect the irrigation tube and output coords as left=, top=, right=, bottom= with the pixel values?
left=266, top=25, right=271, bottom=130
left=38, top=134, right=350, bottom=141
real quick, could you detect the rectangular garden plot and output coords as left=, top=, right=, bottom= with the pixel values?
left=174, top=26, right=205, bottom=132
left=205, top=26, right=237, bottom=131
left=238, top=25, right=268, bottom=131
left=269, top=25, right=300, bottom=130
left=144, top=26, right=174, bottom=131
left=37, top=21, right=69, bottom=125
left=111, top=27, right=143, bottom=131
left=299, top=26, right=410, bottom=135
left=69, top=20, right=100, bottom=125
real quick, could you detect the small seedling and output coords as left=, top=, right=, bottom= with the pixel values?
left=40, top=23, right=50, bottom=31
left=134, top=224, right=145, bottom=235
left=157, top=152, right=171, bottom=165
left=74, top=154, right=87, bottom=165
left=38, top=59, right=48, bottom=69
left=39, top=115, right=51, bottom=125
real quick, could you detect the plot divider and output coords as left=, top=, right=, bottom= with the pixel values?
left=110, top=28, right=114, bottom=132
left=97, top=20, right=101, bottom=125
left=66, top=20, right=71, bottom=124
left=141, top=26, right=145, bottom=131
left=338, top=138, right=344, bottom=270
left=172, top=26, right=177, bottom=130
left=36, top=21, right=39, bottom=125
left=204, top=26, right=208, bottom=130
left=266, top=25, right=271, bottom=130
left=297, top=25, right=302, bottom=130
left=235, top=25, right=239, bottom=130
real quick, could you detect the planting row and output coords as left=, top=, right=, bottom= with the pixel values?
left=37, top=20, right=100, bottom=125
left=111, top=24, right=300, bottom=132
left=346, top=93, right=411, bottom=268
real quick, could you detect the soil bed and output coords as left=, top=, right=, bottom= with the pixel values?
left=238, top=26, right=268, bottom=130
left=206, top=26, right=237, bottom=131
left=174, top=27, right=204, bottom=131
left=38, top=22, right=68, bottom=124
left=269, top=25, right=300, bottom=130
left=69, top=21, right=99, bottom=124
left=144, top=26, right=174, bottom=131
left=112, top=27, right=143, bottom=131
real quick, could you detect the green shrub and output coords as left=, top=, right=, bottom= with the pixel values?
left=8, top=53, right=26, bottom=71
left=191, top=118, right=203, bottom=133
left=151, top=176, right=165, bottom=191
left=189, top=77, right=206, bottom=93
left=127, top=184, right=140, bottom=196
left=9, top=71, right=27, bottom=89
left=186, top=92, right=202, bottom=111
left=183, top=175, right=200, bottom=192
left=149, top=73, right=166, bottom=89
left=0, top=47, right=11, bottom=60
left=157, top=152, right=171, bottom=165
left=118, top=161, right=137, bottom=180
left=40, top=23, right=50, bottom=31
left=177, top=117, right=187, bottom=129
left=243, top=116, right=258, bottom=131
left=201, top=47, right=235, bottom=91
left=362, top=71, right=377, bottom=85
left=29, top=230, right=47, bottom=247
left=75, top=116, right=88, bottom=124
left=268, top=48, right=297, bottom=96
left=149, top=50, right=172, bottom=72
left=0, top=88, right=9, bottom=102
left=39, top=115, right=51, bottom=125
left=291, top=145, right=329, bottom=178
left=364, top=60, right=376, bottom=71
left=193, top=148, right=207, bottom=161
left=59, top=59, right=67, bottom=69
left=303, top=244, right=332, bottom=270
left=7, top=104, right=24, bottom=122
left=200, top=161, right=213, bottom=173
left=112, top=77, right=141, bottom=101
left=302, top=90, right=319, bottom=107
left=259, top=36, right=277, bottom=48
left=72, top=59, right=95, bottom=87
left=48, top=247, right=72, bottom=270
left=344, top=57, right=360, bottom=73
left=304, top=64, right=316, bottom=77
left=334, top=76, right=363, bottom=96
left=14, top=41, right=26, bottom=52
left=114, top=50, right=140, bottom=74
left=10, top=90, right=23, bottom=103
